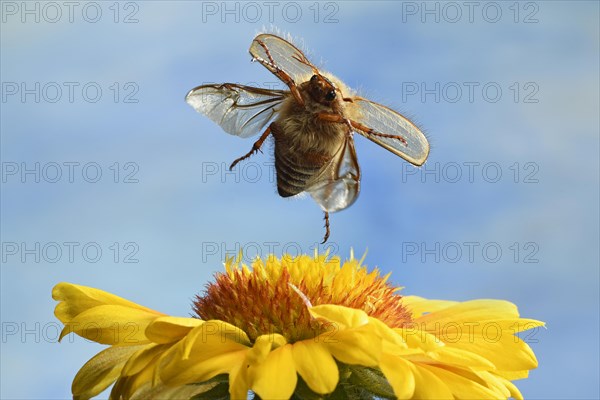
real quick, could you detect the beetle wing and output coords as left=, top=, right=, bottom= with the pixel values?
left=307, top=138, right=360, bottom=213
left=354, top=98, right=430, bottom=166
left=186, top=83, right=286, bottom=138
left=249, top=34, right=317, bottom=85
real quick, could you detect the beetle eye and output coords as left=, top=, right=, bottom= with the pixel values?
left=325, top=90, right=336, bottom=101
left=310, top=74, right=318, bottom=82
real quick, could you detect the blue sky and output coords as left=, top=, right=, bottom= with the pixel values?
left=1, top=1, right=598, bottom=398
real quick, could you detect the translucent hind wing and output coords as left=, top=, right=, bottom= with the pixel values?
left=186, top=83, right=286, bottom=138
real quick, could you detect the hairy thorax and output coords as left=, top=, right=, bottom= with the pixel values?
left=272, top=72, right=359, bottom=158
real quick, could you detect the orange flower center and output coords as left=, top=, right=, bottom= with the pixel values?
left=193, top=255, right=412, bottom=342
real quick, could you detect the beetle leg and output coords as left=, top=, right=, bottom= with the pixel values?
left=229, top=126, right=272, bottom=170
left=254, top=39, right=305, bottom=107
left=321, top=211, right=331, bottom=244
left=317, top=113, right=407, bottom=146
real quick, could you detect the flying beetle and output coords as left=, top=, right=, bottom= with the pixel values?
left=186, top=34, right=429, bottom=243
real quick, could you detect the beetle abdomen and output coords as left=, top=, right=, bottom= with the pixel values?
left=272, top=122, right=332, bottom=198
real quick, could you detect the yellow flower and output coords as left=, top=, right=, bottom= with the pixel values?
left=53, top=253, right=544, bottom=399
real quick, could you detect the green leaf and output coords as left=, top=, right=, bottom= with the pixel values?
left=348, top=366, right=396, bottom=399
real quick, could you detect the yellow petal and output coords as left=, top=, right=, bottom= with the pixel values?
left=128, top=381, right=221, bottom=400
left=159, top=322, right=251, bottom=386
left=494, top=369, right=529, bottom=380
left=249, top=344, right=297, bottom=400
left=450, top=334, right=538, bottom=371
left=292, top=340, right=338, bottom=394
left=402, top=296, right=458, bottom=318
left=422, top=319, right=544, bottom=338
left=493, top=318, right=545, bottom=333
left=368, top=317, right=408, bottom=347
left=125, top=339, right=179, bottom=394
left=470, top=371, right=511, bottom=398
left=415, top=299, right=520, bottom=327
left=71, top=345, right=144, bottom=400
left=494, top=374, right=524, bottom=400
left=420, top=365, right=500, bottom=399
left=53, top=282, right=159, bottom=323
left=247, top=333, right=288, bottom=364
left=159, top=339, right=248, bottom=386
left=121, top=344, right=168, bottom=377
left=323, top=324, right=382, bottom=366
left=145, top=316, right=203, bottom=344
left=379, top=354, right=415, bottom=398
left=394, top=327, right=443, bottom=352
left=229, top=358, right=252, bottom=400
left=60, top=305, right=159, bottom=345
left=411, top=363, right=454, bottom=399
left=438, top=366, right=511, bottom=397
left=310, top=304, right=369, bottom=329
left=228, top=333, right=289, bottom=399
left=428, top=346, right=496, bottom=370
left=181, top=321, right=250, bottom=359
